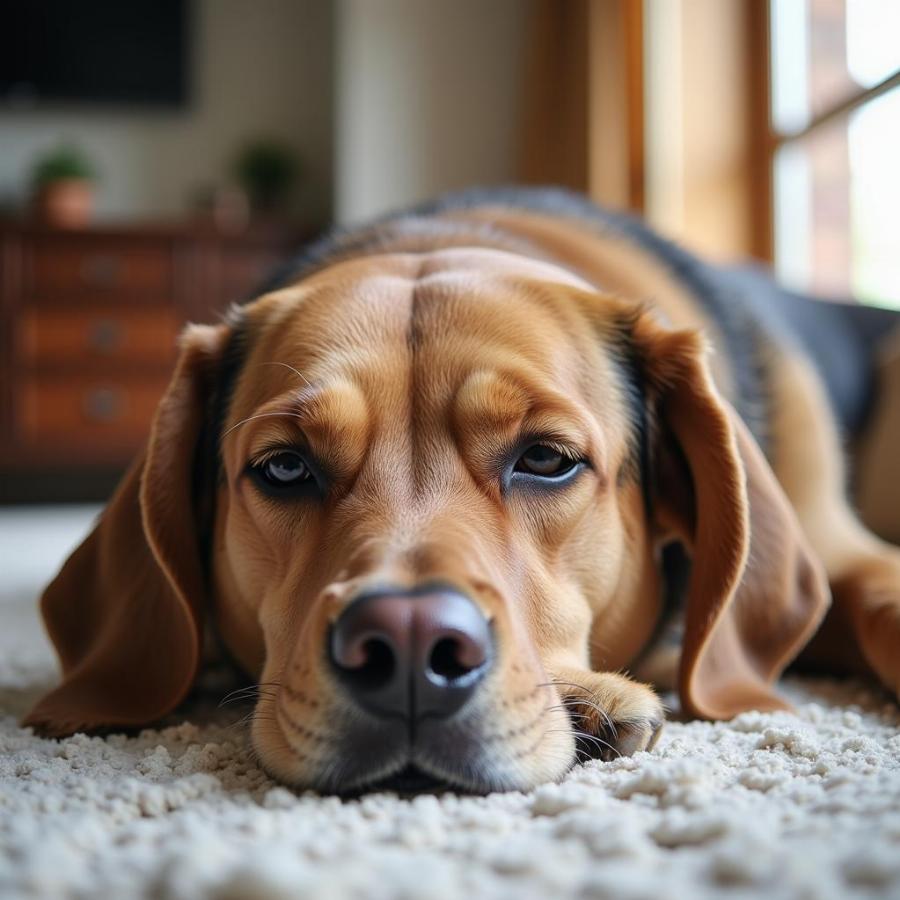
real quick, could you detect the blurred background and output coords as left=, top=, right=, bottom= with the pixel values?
left=0, top=0, right=898, bottom=509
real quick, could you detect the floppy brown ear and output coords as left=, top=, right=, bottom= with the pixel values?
left=24, top=323, right=230, bottom=736
left=631, top=313, right=830, bottom=719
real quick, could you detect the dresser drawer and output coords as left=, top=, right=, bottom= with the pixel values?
left=20, top=375, right=169, bottom=447
left=26, top=237, right=174, bottom=298
left=18, top=307, right=179, bottom=367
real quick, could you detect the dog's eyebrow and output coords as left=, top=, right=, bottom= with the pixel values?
left=222, top=409, right=303, bottom=439
left=219, top=387, right=320, bottom=447
left=220, top=380, right=373, bottom=491
left=258, top=360, right=313, bottom=387
left=453, top=368, right=600, bottom=469
left=453, top=369, right=531, bottom=432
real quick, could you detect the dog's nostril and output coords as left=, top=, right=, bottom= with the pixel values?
left=333, top=635, right=396, bottom=691
left=428, top=637, right=479, bottom=683
left=358, top=638, right=395, bottom=687
left=427, top=637, right=487, bottom=685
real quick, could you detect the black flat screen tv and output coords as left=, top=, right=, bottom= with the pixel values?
left=1, top=0, right=190, bottom=108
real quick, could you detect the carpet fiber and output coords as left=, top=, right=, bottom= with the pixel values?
left=2, top=508, right=900, bottom=899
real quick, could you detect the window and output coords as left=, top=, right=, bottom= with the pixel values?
left=770, top=0, right=900, bottom=307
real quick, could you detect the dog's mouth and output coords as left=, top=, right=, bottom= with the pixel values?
left=350, top=763, right=453, bottom=796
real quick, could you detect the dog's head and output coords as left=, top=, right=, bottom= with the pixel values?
left=26, top=245, right=826, bottom=793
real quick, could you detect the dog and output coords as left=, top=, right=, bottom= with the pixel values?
left=25, top=188, right=900, bottom=794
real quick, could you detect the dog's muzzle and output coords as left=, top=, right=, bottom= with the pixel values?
left=329, top=585, right=493, bottom=721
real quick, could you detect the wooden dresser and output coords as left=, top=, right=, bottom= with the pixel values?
left=0, top=220, right=305, bottom=501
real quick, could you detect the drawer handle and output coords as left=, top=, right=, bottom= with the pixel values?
left=83, top=388, right=123, bottom=423
left=80, top=254, right=122, bottom=287
left=88, top=320, right=124, bottom=354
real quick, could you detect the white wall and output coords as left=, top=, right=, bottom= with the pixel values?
left=0, top=1, right=531, bottom=228
left=0, top=0, right=333, bottom=224
left=334, top=0, right=530, bottom=225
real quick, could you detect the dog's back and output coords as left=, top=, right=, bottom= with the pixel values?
left=269, top=186, right=898, bottom=451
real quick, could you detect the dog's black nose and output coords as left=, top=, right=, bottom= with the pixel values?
left=329, top=587, right=492, bottom=720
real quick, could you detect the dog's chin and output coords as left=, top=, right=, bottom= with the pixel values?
left=333, top=753, right=546, bottom=797
left=258, top=730, right=569, bottom=797
left=291, top=737, right=575, bottom=796
left=325, top=728, right=569, bottom=796
left=341, top=761, right=463, bottom=797
left=254, top=698, right=578, bottom=796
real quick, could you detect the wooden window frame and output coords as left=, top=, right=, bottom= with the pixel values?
left=519, top=0, right=644, bottom=212
left=759, top=2, right=900, bottom=288
left=520, top=0, right=898, bottom=268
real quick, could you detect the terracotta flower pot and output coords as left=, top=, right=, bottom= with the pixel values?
left=34, top=179, right=94, bottom=228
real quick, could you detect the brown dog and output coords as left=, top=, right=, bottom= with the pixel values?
left=25, top=189, right=900, bottom=794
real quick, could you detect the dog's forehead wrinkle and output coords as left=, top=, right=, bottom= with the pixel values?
left=238, top=251, right=619, bottom=495
left=236, top=269, right=610, bottom=498
left=414, top=245, right=593, bottom=288
left=252, top=254, right=588, bottom=380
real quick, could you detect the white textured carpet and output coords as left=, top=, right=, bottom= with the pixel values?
left=2, top=508, right=900, bottom=900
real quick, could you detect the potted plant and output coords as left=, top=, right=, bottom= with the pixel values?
left=233, top=139, right=299, bottom=215
left=31, top=144, right=97, bottom=228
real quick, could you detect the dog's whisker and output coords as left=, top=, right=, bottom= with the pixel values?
left=541, top=680, right=609, bottom=706
left=258, top=361, right=313, bottom=387
left=544, top=701, right=590, bottom=714
left=544, top=705, right=593, bottom=723
left=219, top=681, right=281, bottom=699
left=542, top=688, right=618, bottom=738
left=543, top=727, right=621, bottom=760
left=571, top=729, right=621, bottom=758
left=549, top=697, right=616, bottom=736
left=228, top=710, right=262, bottom=728
left=527, top=728, right=590, bottom=770
left=218, top=685, right=280, bottom=708
left=219, top=688, right=265, bottom=704
left=561, top=697, right=618, bottom=738
left=222, top=411, right=302, bottom=438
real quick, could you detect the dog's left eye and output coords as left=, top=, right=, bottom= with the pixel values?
left=253, top=451, right=312, bottom=488
left=514, top=444, right=580, bottom=478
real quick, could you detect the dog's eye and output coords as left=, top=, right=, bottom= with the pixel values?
left=247, top=449, right=321, bottom=500
left=515, top=444, right=579, bottom=478
left=256, top=451, right=311, bottom=487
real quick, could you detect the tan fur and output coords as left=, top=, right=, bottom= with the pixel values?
left=766, top=350, right=900, bottom=697
left=23, top=209, right=899, bottom=793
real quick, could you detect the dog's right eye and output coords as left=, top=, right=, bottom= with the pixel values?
left=262, top=452, right=309, bottom=484
left=248, top=450, right=315, bottom=494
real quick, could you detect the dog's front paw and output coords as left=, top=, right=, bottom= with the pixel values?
left=552, top=668, right=664, bottom=761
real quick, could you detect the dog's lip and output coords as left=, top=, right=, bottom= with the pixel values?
left=359, top=763, right=451, bottom=796
left=338, top=758, right=484, bottom=797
